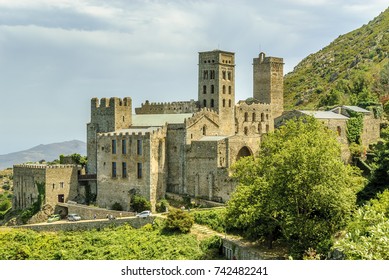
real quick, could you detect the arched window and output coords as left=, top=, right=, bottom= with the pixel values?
left=244, top=112, right=248, bottom=122
left=229, top=100, right=232, bottom=107
left=222, top=71, right=226, bottom=79
left=261, top=113, right=265, bottom=122
left=223, top=99, right=226, bottom=107
left=258, top=124, right=262, bottom=133
left=266, top=124, right=270, bottom=133
left=210, top=99, right=214, bottom=108
left=203, top=99, right=207, bottom=107
left=252, top=113, right=256, bottom=122
left=236, top=146, right=252, bottom=161
left=211, top=85, right=214, bottom=94
left=203, top=85, right=207, bottom=94
left=203, top=70, right=208, bottom=79
left=202, top=125, right=207, bottom=135
left=266, top=114, right=269, bottom=120
left=222, top=85, right=226, bottom=94
left=228, top=86, right=232, bottom=94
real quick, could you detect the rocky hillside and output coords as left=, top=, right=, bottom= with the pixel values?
left=0, top=140, right=86, bottom=170
left=284, top=7, right=389, bottom=110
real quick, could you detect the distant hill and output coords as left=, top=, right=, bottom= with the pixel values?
left=284, top=7, right=389, bottom=110
left=0, top=140, right=86, bottom=170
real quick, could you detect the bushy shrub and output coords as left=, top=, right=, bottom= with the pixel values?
left=156, top=199, right=169, bottom=213
left=164, top=208, right=194, bottom=233
left=131, top=194, right=151, bottom=213
left=111, top=202, right=123, bottom=211
left=192, top=208, right=226, bottom=233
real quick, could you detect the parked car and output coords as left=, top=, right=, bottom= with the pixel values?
left=136, top=210, right=151, bottom=218
left=47, top=214, right=61, bottom=223
left=67, top=213, right=81, bottom=221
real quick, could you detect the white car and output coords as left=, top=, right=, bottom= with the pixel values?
left=67, top=213, right=81, bottom=221
left=136, top=210, right=151, bottom=218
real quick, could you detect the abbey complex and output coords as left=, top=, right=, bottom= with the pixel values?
left=12, top=49, right=381, bottom=212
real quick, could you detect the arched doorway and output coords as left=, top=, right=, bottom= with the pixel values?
left=236, top=146, right=253, bottom=160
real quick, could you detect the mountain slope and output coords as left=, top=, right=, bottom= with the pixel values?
left=0, top=140, right=86, bottom=170
left=284, top=7, right=389, bottom=110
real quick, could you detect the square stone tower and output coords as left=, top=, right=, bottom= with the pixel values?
left=253, top=52, right=284, bottom=118
left=198, top=50, right=235, bottom=135
left=87, top=97, right=132, bottom=174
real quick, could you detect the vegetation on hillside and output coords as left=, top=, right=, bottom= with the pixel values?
left=0, top=223, right=222, bottom=260
left=284, top=8, right=389, bottom=110
left=225, top=117, right=365, bottom=258
left=334, top=190, right=389, bottom=259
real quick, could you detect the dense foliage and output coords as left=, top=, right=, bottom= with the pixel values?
left=0, top=223, right=221, bottom=260
left=284, top=8, right=389, bottom=110
left=164, top=208, right=194, bottom=233
left=226, top=117, right=365, bottom=258
left=357, top=125, right=389, bottom=204
left=131, top=194, right=151, bottom=212
left=334, top=190, right=389, bottom=259
left=191, top=208, right=226, bottom=233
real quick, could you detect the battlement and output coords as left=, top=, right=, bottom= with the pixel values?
left=135, top=99, right=199, bottom=114
left=91, top=97, right=132, bottom=109
left=13, top=164, right=80, bottom=169
left=97, top=126, right=167, bottom=138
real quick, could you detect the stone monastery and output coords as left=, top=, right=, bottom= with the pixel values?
left=13, top=49, right=381, bottom=212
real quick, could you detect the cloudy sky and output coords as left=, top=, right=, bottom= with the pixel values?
left=0, top=0, right=387, bottom=155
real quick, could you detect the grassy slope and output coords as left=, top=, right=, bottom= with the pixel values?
left=284, top=8, right=389, bottom=110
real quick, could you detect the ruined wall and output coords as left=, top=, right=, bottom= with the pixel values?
left=13, top=165, right=46, bottom=210
left=361, top=115, right=381, bottom=147
left=13, top=164, right=80, bottom=210
left=135, top=100, right=199, bottom=114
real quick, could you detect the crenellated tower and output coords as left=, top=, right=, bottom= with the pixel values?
left=253, top=52, right=284, bottom=118
left=198, top=50, right=235, bottom=135
left=87, top=97, right=132, bottom=174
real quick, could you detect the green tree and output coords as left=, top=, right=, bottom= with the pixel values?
left=334, top=190, right=389, bottom=259
left=226, top=117, right=365, bottom=258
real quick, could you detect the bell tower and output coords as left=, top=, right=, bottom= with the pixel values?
left=198, top=50, right=235, bottom=135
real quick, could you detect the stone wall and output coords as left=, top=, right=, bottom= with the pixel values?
left=235, top=100, right=273, bottom=136
left=13, top=165, right=46, bottom=209
left=96, top=127, right=167, bottom=212
left=87, top=97, right=132, bottom=174
left=253, top=53, right=284, bottom=118
left=15, top=216, right=153, bottom=232
left=13, top=164, right=80, bottom=210
left=135, top=100, right=199, bottom=114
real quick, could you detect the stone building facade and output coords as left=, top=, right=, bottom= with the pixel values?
left=13, top=164, right=80, bottom=210
left=87, top=50, right=281, bottom=211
